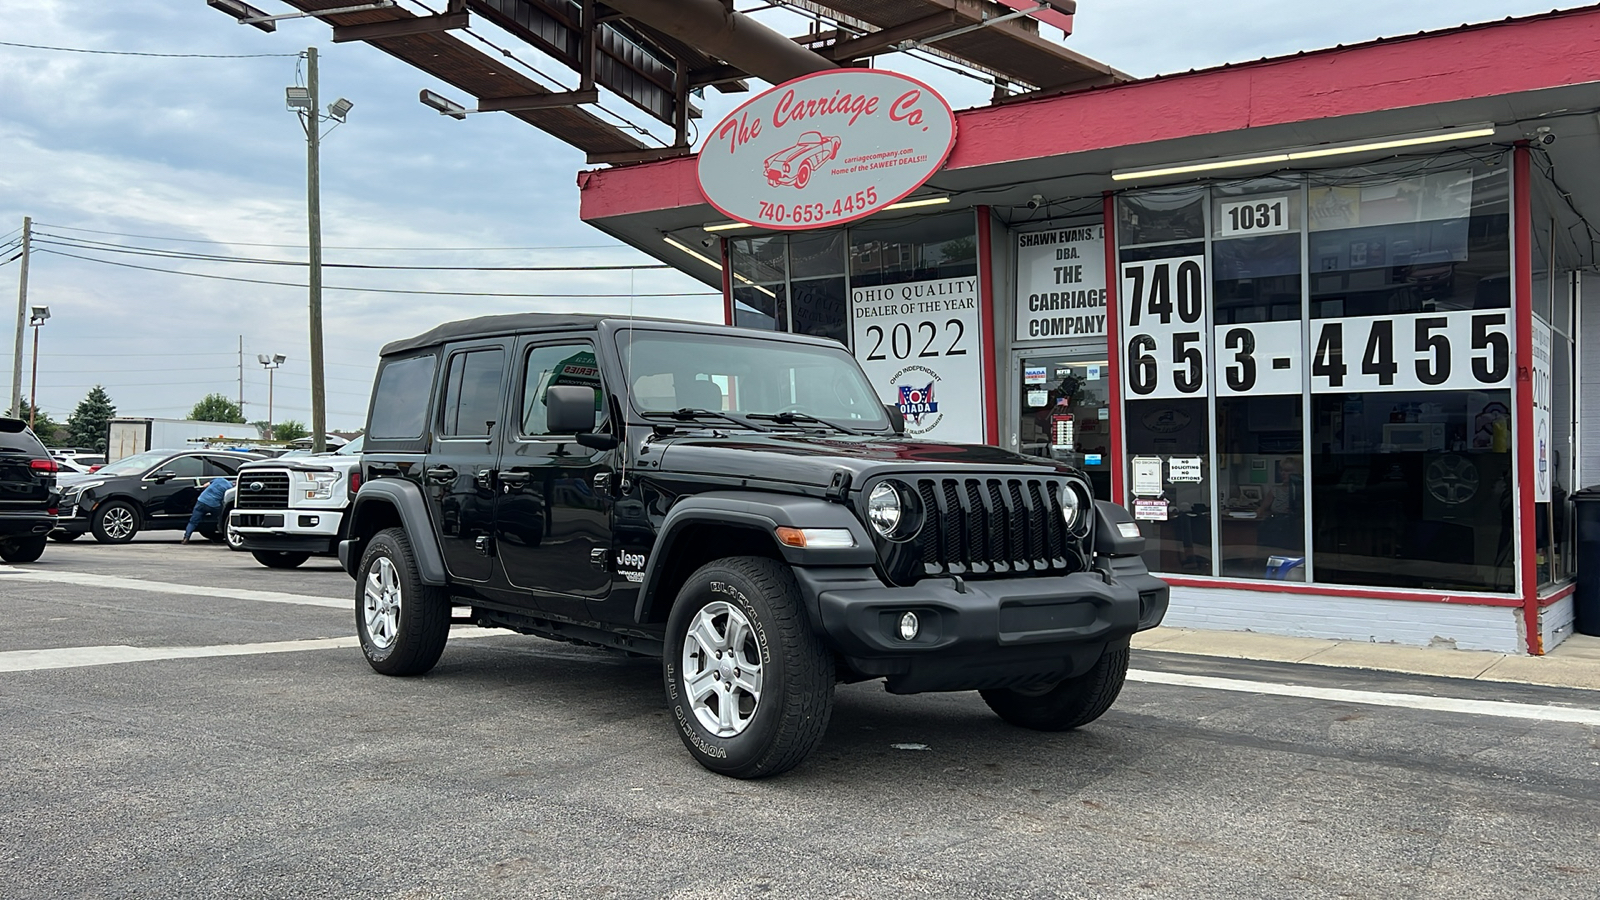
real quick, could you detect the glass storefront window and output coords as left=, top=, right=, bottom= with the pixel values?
left=1125, top=397, right=1212, bottom=575
left=850, top=212, right=978, bottom=287
left=1018, top=355, right=1113, bottom=500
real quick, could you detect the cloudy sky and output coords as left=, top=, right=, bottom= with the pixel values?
left=0, top=0, right=1586, bottom=429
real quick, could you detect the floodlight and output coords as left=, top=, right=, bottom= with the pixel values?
left=28, top=306, right=50, bottom=324
left=419, top=89, right=469, bottom=120
left=257, top=354, right=271, bottom=365
left=285, top=86, right=313, bottom=110
left=206, top=0, right=278, bottom=33
left=328, top=98, right=354, bottom=122
left=273, top=353, right=287, bottom=365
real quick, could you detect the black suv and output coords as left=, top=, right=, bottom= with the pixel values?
left=343, top=314, right=1168, bottom=778
left=0, top=417, right=59, bottom=562
left=54, top=449, right=265, bottom=543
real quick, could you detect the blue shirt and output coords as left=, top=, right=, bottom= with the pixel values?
left=197, top=477, right=231, bottom=508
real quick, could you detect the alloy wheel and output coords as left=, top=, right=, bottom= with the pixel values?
left=364, top=556, right=402, bottom=650
left=681, top=600, right=765, bottom=737
left=102, top=507, right=135, bottom=540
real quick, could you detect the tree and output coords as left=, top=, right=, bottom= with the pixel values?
left=66, top=386, right=117, bottom=453
left=273, top=419, right=309, bottom=442
left=16, top=398, right=63, bottom=446
left=190, top=393, right=245, bottom=424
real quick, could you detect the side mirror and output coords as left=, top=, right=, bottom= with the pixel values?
left=546, top=385, right=598, bottom=436
left=884, top=403, right=905, bottom=436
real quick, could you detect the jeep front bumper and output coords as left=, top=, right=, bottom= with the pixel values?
left=792, top=565, right=1168, bottom=694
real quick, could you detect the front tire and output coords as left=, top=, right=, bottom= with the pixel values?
left=0, top=536, right=47, bottom=563
left=663, top=556, right=834, bottom=778
left=356, top=527, right=450, bottom=676
left=91, top=501, right=139, bottom=544
left=253, top=550, right=310, bottom=569
left=224, top=508, right=245, bottom=551
left=980, top=643, right=1130, bottom=731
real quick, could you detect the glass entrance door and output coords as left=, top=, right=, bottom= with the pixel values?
left=1016, top=353, right=1113, bottom=500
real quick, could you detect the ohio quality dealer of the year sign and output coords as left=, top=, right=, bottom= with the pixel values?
left=697, top=69, right=957, bottom=230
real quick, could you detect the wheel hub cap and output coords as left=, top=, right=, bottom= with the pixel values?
left=363, top=556, right=402, bottom=650
left=681, top=600, right=764, bottom=738
left=105, top=508, right=133, bottom=539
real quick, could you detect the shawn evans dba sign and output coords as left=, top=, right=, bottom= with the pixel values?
left=851, top=277, right=984, bottom=443
left=1015, top=225, right=1107, bottom=340
left=698, top=70, right=957, bottom=230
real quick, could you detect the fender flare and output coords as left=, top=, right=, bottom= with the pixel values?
left=635, top=491, right=876, bottom=624
left=344, top=479, right=446, bottom=584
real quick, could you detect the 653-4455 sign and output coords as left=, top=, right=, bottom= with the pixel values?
left=697, top=69, right=957, bottom=230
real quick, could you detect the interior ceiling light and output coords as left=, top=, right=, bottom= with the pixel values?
left=1111, top=126, right=1498, bottom=182
left=702, top=222, right=752, bottom=232
left=884, top=196, right=951, bottom=211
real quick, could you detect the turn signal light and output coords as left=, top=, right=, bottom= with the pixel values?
left=774, top=527, right=856, bottom=549
left=348, top=471, right=362, bottom=494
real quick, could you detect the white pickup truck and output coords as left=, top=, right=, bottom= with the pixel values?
left=229, top=437, right=361, bottom=568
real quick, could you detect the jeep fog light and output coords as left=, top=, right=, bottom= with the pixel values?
left=774, top=527, right=856, bottom=549
left=898, top=612, right=919, bottom=641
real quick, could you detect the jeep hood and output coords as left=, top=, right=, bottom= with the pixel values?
left=651, top=432, right=1074, bottom=487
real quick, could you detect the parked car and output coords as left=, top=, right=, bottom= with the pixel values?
left=0, top=417, right=58, bottom=563
left=230, top=436, right=363, bottom=568
left=53, top=448, right=266, bottom=544
left=340, top=313, right=1168, bottom=778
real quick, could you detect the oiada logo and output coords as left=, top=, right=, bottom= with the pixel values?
left=697, top=69, right=957, bottom=231
left=892, top=364, right=944, bottom=434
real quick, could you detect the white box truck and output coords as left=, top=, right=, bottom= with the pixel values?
left=106, top=418, right=262, bottom=462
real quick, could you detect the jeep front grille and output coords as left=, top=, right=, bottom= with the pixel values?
left=912, top=476, right=1074, bottom=577
left=236, top=471, right=291, bottom=509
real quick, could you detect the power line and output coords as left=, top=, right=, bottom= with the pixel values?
left=36, top=222, right=638, bottom=252
left=35, top=248, right=721, bottom=298
left=32, top=234, right=672, bottom=271
left=0, top=40, right=299, bottom=59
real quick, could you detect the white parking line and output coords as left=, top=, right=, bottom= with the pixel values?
left=1129, top=669, right=1600, bottom=726
left=0, top=565, right=347, bottom=609
left=0, top=629, right=505, bottom=673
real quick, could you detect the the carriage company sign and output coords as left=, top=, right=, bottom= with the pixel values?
left=697, top=69, right=957, bottom=230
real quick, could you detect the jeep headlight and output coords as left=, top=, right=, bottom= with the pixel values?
left=1060, top=482, right=1092, bottom=538
left=867, top=481, right=921, bottom=542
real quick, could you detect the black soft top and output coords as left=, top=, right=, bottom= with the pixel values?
left=379, top=312, right=841, bottom=357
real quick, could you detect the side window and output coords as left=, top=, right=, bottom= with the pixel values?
left=160, top=456, right=206, bottom=478
left=441, top=348, right=506, bottom=438
left=204, top=457, right=244, bottom=476
left=520, top=343, right=605, bottom=437
left=369, top=355, right=438, bottom=440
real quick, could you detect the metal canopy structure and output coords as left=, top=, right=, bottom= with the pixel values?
left=258, top=0, right=1128, bottom=165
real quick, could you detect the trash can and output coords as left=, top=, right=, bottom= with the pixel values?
left=1573, top=487, right=1600, bottom=636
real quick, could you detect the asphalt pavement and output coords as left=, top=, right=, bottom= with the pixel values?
left=3, top=535, right=1598, bottom=899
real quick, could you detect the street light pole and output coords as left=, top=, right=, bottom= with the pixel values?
left=27, top=306, right=48, bottom=430
left=258, top=353, right=286, bottom=440
left=304, top=46, right=328, bottom=454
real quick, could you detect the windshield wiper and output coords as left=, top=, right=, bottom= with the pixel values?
left=641, top=408, right=770, bottom=431
left=745, top=412, right=861, bottom=435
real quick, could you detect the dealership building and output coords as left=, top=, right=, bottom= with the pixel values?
left=571, top=6, right=1600, bottom=656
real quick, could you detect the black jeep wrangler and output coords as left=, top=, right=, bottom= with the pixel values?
left=342, top=313, right=1168, bottom=778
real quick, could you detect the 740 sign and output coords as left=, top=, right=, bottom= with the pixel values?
left=1120, top=256, right=1208, bottom=400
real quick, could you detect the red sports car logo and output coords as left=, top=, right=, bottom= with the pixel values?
left=763, top=131, right=840, bottom=189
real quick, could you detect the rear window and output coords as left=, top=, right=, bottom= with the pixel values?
left=0, top=424, right=48, bottom=456
left=369, top=355, right=437, bottom=440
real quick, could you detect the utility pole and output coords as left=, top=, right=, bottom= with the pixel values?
left=306, top=46, right=328, bottom=454
left=238, top=335, right=244, bottom=414
left=10, top=216, right=31, bottom=418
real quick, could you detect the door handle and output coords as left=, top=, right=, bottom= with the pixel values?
left=498, top=471, right=531, bottom=487
left=425, top=465, right=457, bottom=484
left=369, top=463, right=402, bottom=477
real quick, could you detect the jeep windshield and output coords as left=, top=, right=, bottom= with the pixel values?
left=618, top=330, right=890, bottom=432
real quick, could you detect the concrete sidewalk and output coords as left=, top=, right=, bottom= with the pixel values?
left=1133, top=627, right=1600, bottom=692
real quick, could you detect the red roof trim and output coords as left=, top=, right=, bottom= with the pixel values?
left=579, top=5, right=1600, bottom=223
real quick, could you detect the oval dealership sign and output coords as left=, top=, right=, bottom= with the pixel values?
left=697, top=69, right=957, bottom=231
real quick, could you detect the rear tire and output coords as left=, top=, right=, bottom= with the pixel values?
left=980, top=644, right=1129, bottom=731
left=356, top=527, right=450, bottom=676
left=0, top=536, right=47, bottom=563
left=91, top=501, right=139, bottom=544
left=253, top=550, right=310, bottom=569
left=663, top=556, right=834, bottom=778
